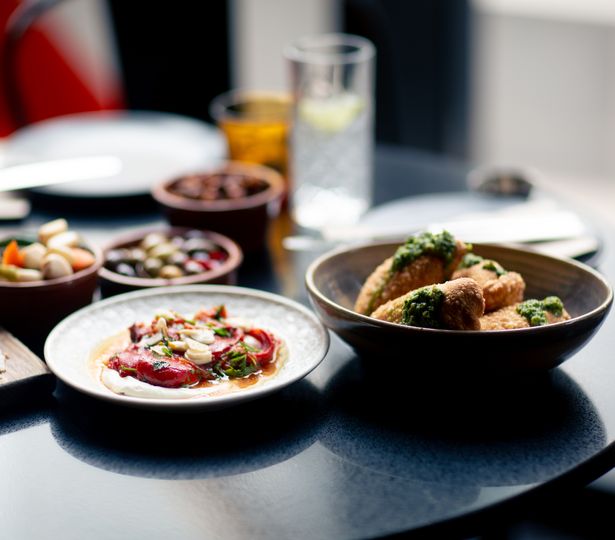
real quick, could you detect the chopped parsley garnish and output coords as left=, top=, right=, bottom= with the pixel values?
left=391, top=231, right=457, bottom=272
left=214, top=305, right=226, bottom=320
left=149, top=343, right=173, bottom=357
left=211, top=326, right=232, bottom=337
left=217, top=350, right=258, bottom=378
left=516, top=296, right=564, bottom=326
left=119, top=365, right=137, bottom=373
left=239, top=340, right=259, bottom=353
left=152, top=360, right=170, bottom=371
left=401, top=285, right=445, bottom=328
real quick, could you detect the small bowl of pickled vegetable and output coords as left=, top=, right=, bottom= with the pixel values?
left=151, top=162, right=284, bottom=252
left=0, top=218, right=102, bottom=350
left=99, top=227, right=242, bottom=298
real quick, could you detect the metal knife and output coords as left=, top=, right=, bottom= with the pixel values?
left=0, top=156, right=123, bottom=192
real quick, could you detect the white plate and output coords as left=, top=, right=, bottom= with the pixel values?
left=4, top=111, right=226, bottom=198
left=44, top=285, right=330, bottom=409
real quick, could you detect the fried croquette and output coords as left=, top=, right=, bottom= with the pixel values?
left=371, top=277, right=485, bottom=330
left=453, top=254, right=525, bottom=312
left=480, top=296, right=570, bottom=330
left=354, top=231, right=468, bottom=315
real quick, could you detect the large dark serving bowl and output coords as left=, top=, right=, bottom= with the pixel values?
left=306, top=241, right=613, bottom=374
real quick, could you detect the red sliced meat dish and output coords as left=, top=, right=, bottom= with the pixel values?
left=245, top=328, right=277, bottom=364
left=209, top=326, right=244, bottom=358
left=107, top=345, right=203, bottom=388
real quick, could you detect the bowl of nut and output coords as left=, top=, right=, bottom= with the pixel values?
left=151, top=162, right=284, bottom=252
left=0, top=218, right=102, bottom=349
left=99, top=226, right=243, bottom=297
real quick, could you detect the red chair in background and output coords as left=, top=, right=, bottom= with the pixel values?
left=0, top=0, right=124, bottom=137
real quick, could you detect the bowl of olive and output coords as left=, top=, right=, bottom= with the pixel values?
left=99, top=227, right=242, bottom=297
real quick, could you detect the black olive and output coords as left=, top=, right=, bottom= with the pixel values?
left=191, top=251, right=210, bottom=262
left=184, top=238, right=217, bottom=254
left=115, top=262, right=137, bottom=277
left=134, top=262, right=150, bottom=278
left=105, top=248, right=128, bottom=267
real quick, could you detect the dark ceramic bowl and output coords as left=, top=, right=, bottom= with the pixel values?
left=151, top=162, right=284, bottom=252
left=306, top=241, right=613, bottom=374
left=99, top=227, right=242, bottom=298
left=0, top=236, right=103, bottom=351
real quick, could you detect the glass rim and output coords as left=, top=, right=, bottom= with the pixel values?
left=283, top=33, right=375, bottom=65
left=209, top=89, right=291, bottom=122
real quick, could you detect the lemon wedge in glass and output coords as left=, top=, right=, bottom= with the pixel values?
left=298, top=93, right=364, bottom=133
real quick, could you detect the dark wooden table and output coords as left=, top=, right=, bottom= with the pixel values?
left=1, top=144, right=614, bottom=539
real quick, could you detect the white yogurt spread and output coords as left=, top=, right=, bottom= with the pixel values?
left=101, top=367, right=228, bottom=399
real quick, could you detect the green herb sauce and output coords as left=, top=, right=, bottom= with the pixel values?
left=482, top=261, right=507, bottom=276
left=458, top=253, right=507, bottom=276
left=401, top=285, right=445, bottom=328
left=391, top=231, right=457, bottom=272
left=516, top=296, right=564, bottom=326
left=542, top=296, right=564, bottom=316
left=458, top=253, right=483, bottom=269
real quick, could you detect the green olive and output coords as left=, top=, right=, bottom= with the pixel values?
left=159, top=265, right=184, bottom=279
left=141, top=233, right=168, bottom=252
left=148, top=242, right=177, bottom=261
left=168, top=251, right=188, bottom=266
left=144, top=257, right=163, bottom=277
left=128, top=248, right=147, bottom=264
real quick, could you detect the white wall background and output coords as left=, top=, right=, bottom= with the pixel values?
left=471, top=0, right=615, bottom=222
left=229, top=0, right=338, bottom=90
left=227, top=0, right=615, bottom=220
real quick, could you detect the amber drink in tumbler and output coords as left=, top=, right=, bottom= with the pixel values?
left=210, top=91, right=291, bottom=190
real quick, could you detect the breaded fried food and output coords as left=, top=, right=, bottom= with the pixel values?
left=480, top=296, right=570, bottom=330
left=453, top=253, right=525, bottom=312
left=371, top=277, right=485, bottom=330
left=354, top=231, right=468, bottom=315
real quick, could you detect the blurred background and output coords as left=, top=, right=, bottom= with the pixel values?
left=1, top=0, right=613, bottom=223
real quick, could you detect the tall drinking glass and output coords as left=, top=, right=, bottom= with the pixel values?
left=285, top=34, right=375, bottom=232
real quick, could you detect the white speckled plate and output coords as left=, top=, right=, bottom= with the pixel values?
left=44, top=285, right=329, bottom=409
left=5, top=111, right=225, bottom=198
